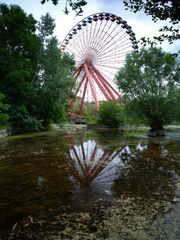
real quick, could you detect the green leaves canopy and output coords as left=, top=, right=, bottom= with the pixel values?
left=115, top=47, right=180, bottom=132
left=0, top=4, right=75, bottom=133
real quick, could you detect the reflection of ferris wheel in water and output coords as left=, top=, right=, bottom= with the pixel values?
left=60, top=12, right=138, bottom=117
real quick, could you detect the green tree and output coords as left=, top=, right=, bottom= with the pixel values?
left=115, top=47, right=180, bottom=135
left=98, top=101, right=124, bottom=128
left=0, top=5, right=75, bottom=133
left=36, top=14, right=75, bottom=127
left=0, top=93, right=9, bottom=127
left=0, top=3, right=42, bottom=133
left=173, top=87, right=180, bottom=123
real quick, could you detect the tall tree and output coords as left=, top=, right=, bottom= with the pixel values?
left=36, top=13, right=75, bottom=127
left=115, top=47, right=180, bottom=135
left=0, top=3, right=42, bottom=133
left=0, top=93, right=9, bottom=128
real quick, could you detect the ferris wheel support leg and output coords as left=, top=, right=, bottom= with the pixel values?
left=80, top=77, right=88, bottom=114
left=79, top=133, right=86, bottom=162
left=111, top=146, right=125, bottom=160
left=93, top=66, right=121, bottom=99
left=68, top=71, right=86, bottom=114
left=89, top=68, right=111, bottom=101
left=93, top=69, right=116, bottom=100
left=84, top=63, right=100, bottom=109
left=72, top=145, right=86, bottom=176
left=73, top=64, right=83, bottom=77
left=88, top=151, right=108, bottom=179
left=88, top=155, right=112, bottom=182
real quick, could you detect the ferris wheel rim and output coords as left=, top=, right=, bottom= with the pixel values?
left=60, top=12, right=138, bottom=52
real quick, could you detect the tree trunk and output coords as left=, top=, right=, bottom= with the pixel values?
left=149, top=122, right=165, bottom=137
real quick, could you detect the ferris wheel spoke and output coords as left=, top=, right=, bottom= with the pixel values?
left=94, top=25, right=125, bottom=55
left=95, top=31, right=130, bottom=59
left=69, top=37, right=84, bottom=58
left=90, top=20, right=111, bottom=50
left=96, top=46, right=132, bottom=62
left=66, top=42, right=84, bottom=60
left=95, top=42, right=132, bottom=63
left=88, top=20, right=100, bottom=48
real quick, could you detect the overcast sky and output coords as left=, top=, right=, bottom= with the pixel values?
left=3, top=0, right=180, bottom=53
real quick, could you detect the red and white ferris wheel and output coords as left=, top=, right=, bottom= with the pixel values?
left=60, top=12, right=138, bottom=117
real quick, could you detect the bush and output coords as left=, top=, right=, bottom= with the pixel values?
left=98, top=101, right=124, bottom=128
left=0, top=93, right=9, bottom=128
left=10, top=106, right=44, bottom=134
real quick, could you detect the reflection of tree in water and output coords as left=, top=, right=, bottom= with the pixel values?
left=113, top=140, right=176, bottom=200
left=103, top=140, right=178, bottom=240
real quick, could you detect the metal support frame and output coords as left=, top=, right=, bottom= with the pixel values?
left=93, top=65, right=121, bottom=98
left=89, top=68, right=111, bottom=101
left=84, top=63, right=100, bottom=109
left=80, top=77, right=88, bottom=114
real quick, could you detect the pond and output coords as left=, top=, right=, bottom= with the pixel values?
left=0, top=128, right=180, bottom=240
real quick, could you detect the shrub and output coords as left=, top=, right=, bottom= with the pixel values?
left=98, top=101, right=124, bottom=128
left=0, top=93, right=9, bottom=128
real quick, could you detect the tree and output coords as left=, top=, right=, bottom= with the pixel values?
left=115, top=47, right=180, bottom=135
left=41, top=0, right=87, bottom=15
left=36, top=14, right=75, bottom=127
left=0, top=3, right=42, bottom=133
left=123, top=0, right=180, bottom=44
left=0, top=5, right=75, bottom=133
left=98, top=101, right=124, bottom=128
left=0, top=93, right=9, bottom=127
left=173, top=87, right=180, bottom=123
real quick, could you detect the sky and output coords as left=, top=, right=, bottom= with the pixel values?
left=3, top=0, right=180, bottom=53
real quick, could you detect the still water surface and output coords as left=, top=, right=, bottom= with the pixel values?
left=0, top=129, right=180, bottom=239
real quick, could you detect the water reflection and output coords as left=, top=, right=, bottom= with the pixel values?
left=69, top=139, right=124, bottom=192
left=67, top=134, right=177, bottom=203
left=0, top=130, right=179, bottom=239
left=113, top=140, right=176, bottom=201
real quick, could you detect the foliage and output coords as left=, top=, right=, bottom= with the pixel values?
left=123, top=0, right=180, bottom=44
left=98, top=101, right=124, bottom=128
left=37, top=14, right=75, bottom=126
left=41, top=0, right=87, bottom=16
left=10, top=106, right=44, bottom=134
left=0, top=3, right=42, bottom=133
left=0, top=4, right=75, bottom=133
left=0, top=93, right=9, bottom=127
left=172, top=87, right=180, bottom=123
left=116, top=47, right=180, bottom=133
left=122, top=99, right=147, bottom=126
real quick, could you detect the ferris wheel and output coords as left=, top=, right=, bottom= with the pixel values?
left=60, top=12, right=138, bottom=117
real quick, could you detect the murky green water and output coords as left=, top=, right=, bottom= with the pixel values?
left=0, top=128, right=180, bottom=240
